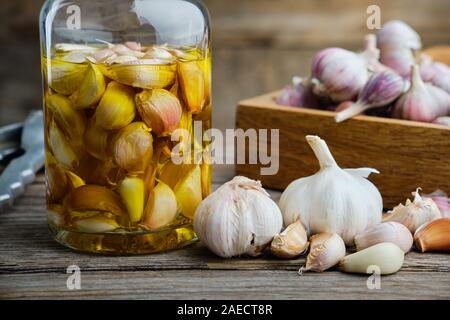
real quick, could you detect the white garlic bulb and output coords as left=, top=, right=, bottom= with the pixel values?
left=194, top=176, right=283, bottom=258
left=279, top=136, right=383, bottom=245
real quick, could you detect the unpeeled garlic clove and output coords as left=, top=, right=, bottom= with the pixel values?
left=178, top=61, right=206, bottom=113
left=73, top=215, right=119, bottom=233
left=143, top=181, right=178, bottom=230
left=385, top=188, right=442, bottom=233
left=174, top=165, right=203, bottom=220
left=159, top=162, right=196, bottom=189
left=46, top=94, right=86, bottom=142
left=113, top=122, right=153, bottom=174
left=340, top=242, right=404, bottom=275
left=95, top=81, right=136, bottom=130
left=300, top=233, right=346, bottom=273
left=66, top=185, right=127, bottom=217
left=135, top=89, right=182, bottom=136
left=48, top=120, right=79, bottom=169
left=47, top=204, right=66, bottom=227
left=271, top=220, right=309, bottom=259
left=98, top=63, right=176, bottom=89
left=70, top=64, right=106, bottom=109
left=119, top=176, right=145, bottom=223
left=84, top=116, right=110, bottom=160
left=43, top=59, right=88, bottom=95
left=354, top=221, right=413, bottom=253
left=414, top=217, right=450, bottom=252
left=200, top=162, right=212, bottom=198
left=65, top=171, right=85, bottom=190
left=46, top=162, right=68, bottom=202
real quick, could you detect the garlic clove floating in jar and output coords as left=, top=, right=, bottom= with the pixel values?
left=194, top=176, right=283, bottom=258
left=354, top=221, right=413, bottom=253
left=299, top=233, right=346, bottom=273
left=279, top=135, right=382, bottom=245
left=271, top=220, right=309, bottom=259
left=414, top=218, right=450, bottom=253
left=384, top=188, right=441, bottom=233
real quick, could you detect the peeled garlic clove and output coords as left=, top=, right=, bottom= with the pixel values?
left=178, top=61, right=206, bottom=113
left=144, top=47, right=175, bottom=61
left=271, top=220, right=309, bottom=259
left=414, top=217, right=450, bottom=252
left=113, top=122, right=153, bottom=174
left=112, top=44, right=145, bottom=58
left=43, top=59, right=88, bottom=95
left=174, top=165, right=202, bottom=219
left=55, top=43, right=97, bottom=52
left=135, top=89, right=182, bottom=136
left=84, top=116, right=110, bottom=160
left=159, top=162, right=196, bottom=189
left=300, top=233, right=346, bottom=273
left=46, top=94, right=86, bottom=142
left=95, top=82, right=136, bottom=130
left=89, top=49, right=116, bottom=63
left=66, top=171, right=85, bottom=190
left=354, top=221, right=413, bottom=253
left=46, top=163, right=68, bottom=202
left=99, top=63, right=176, bottom=89
left=385, top=188, right=442, bottom=233
left=66, top=185, right=126, bottom=217
left=47, top=204, right=65, bottom=227
left=48, top=120, right=79, bottom=169
left=70, top=64, right=106, bottom=109
left=143, top=181, right=178, bottom=230
left=73, top=215, right=119, bottom=233
left=106, top=55, right=139, bottom=65
left=201, top=162, right=212, bottom=198
left=119, top=176, right=145, bottom=223
left=340, top=242, right=405, bottom=275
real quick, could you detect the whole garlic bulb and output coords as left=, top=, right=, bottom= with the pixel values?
left=194, top=176, right=282, bottom=258
left=377, top=20, right=422, bottom=51
left=279, top=136, right=382, bottom=245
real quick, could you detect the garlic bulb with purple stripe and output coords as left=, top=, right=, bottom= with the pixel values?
left=335, top=70, right=404, bottom=122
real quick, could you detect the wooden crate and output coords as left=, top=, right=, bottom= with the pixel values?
left=235, top=91, right=450, bottom=208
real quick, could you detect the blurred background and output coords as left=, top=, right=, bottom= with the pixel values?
left=1, top=0, right=449, bottom=130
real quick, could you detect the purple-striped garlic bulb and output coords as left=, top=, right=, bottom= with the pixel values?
left=419, top=55, right=450, bottom=94
left=276, top=77, right=320, bottom=108
left=310, top=47, right=371, bottom=102
left=394, top=65, right=450, bottom=122
left=335, top=70, right=404, bottom=122
left=377, top=21, right=422, bottom=78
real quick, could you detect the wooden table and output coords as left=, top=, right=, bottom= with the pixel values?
left=0, top=167, right=449, bottom=300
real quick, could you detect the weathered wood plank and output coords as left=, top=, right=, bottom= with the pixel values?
left=1, top=269, right=449, bottom=300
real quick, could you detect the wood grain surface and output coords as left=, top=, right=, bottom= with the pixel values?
left=236, top=92, right=450, bottom=208
left=0, top=170, right=449, bottom=300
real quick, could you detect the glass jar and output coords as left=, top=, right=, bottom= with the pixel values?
left=39, top=0, right=211, bottom=254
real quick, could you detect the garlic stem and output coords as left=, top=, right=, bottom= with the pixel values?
left=335, top=102, right=369, bottom=123
left=305, top=135, right=337, bottom=169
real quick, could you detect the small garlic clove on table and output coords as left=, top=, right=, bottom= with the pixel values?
left=271, top=220, right=309, bottom=259
left=300, top=233, right=346, bottom=273
left=414, top=217, right=450, bottom=252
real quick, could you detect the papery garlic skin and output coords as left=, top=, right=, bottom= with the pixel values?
left=414, top=218, right=450, bottom=253
left=340, top=242, right=405, bottom=275
left=385, top=188, right=442, bottom=233
left=301, top=233, right=346, bottom=273
left=354, top=222, right=413, bottom=253
left=276, top=77, right=320, bottom=108
left=271, top=220, right=309, bottom=259
left=279, top=136, right=382, bottom=245
left=194, top=176, right=282, bottom=258
left=335, top=70, right=404, bottom=122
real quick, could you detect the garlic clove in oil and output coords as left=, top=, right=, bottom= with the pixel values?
left=135, top=89, right=182, bottom=136
left=354, top=221, right=413, bottom=253
left=95, top=81, right=136, bottom=130
left=340, top=242, right=404, bottom=275
left=385, top=188, right=442, bottom=233
left=414, top=217, right=450, bottom=253
left=271, top=220, right=309, bottom=259
left=178, top=60, right=206, bottom=113
left=48, top=120, right=79, bottom=169
left=119, top=176, right=145, bottom=223
left=70, top=64, right=106, bottom=109
left=143, top=181, right=178, bottom=230
left=174, top=165, right=202, bottom=220
left=300, top=233, right=346, bottom=273
left=73, top=215, right=119, bottom=233
left=43, top=59, right=88, bottom=95
left=194, top=176, right=283, bottom=258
